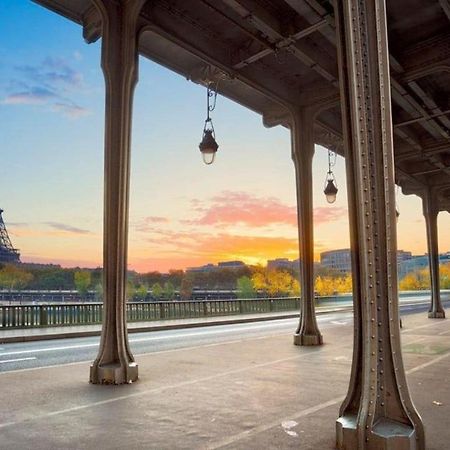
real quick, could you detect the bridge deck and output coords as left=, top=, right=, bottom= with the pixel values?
left=0, top=311, right=449, bottom=449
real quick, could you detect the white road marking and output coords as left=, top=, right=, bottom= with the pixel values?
left=0, top=357, right=36, bottom=364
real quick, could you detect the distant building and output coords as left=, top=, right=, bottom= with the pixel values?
left=320, top=249, right=352, bottom=273
left=397, top=250, right=412, bottom=262
left=267, top=258, right=298, bottom=271
left=186, top=261, right=247, bottom=273
left=217, top=261, right=246, bottom=270
left=186, top=263, right=216, bottom=273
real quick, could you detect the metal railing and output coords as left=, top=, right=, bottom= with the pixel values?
left=0, top=297, right=300, bottom=329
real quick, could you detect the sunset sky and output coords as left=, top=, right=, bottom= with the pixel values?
left=1, top=1, right=449, bottom=273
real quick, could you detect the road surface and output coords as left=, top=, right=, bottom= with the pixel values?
left=0, top=298, right=436, bottom=373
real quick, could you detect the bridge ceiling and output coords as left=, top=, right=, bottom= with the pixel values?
left=34, top=0, right=450, bottom=212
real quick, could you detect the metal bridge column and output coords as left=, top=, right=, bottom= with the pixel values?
left=291, top=108, right=323, bottom=346
left=334, top=0, right=425, bottom=448
left=89, top=0, right=146, bottom=385
left=423, top=188, right=445, bottom=318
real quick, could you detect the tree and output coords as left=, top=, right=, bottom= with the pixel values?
left=236, top=276, right=257, bottom=299
left=180, top=276, right=193, bottom=300
left=251, top=265, right=268, bottom=295
left=0, top=264, right=33, bottom=290
left=314, top=276, right=335, bottom=296
left=441, top=263, right=450, bottom=289
left=164, top=281, right=175, bottom=300
left=94, top=282, right=103, bottom=301
left=250, top=266, right=299, bottom=297
left=135, top=284, right=148, bottom=301
left=151, top=282, right=163, bottom=300
left=74, top=270, right=91, bottom=299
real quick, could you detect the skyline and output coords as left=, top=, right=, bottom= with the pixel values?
left=1, top=1, right=449, bottom=273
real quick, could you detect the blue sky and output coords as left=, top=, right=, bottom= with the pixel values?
left=0, top=1, right=448, bottom=272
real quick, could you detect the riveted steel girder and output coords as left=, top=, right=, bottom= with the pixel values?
left=334, top=0, right=425, bottom=448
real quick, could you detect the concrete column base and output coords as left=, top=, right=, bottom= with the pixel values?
left=428, top=310, right=445, bottom=319
left=337, top=416, right=417, bottom=450
left=293, top=333, right=323, bottom=346
left=90, top=362, right=138, bottom=385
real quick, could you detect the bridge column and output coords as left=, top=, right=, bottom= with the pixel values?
left=423, top=188, right=445, bottom=319
left=89, top=0, right=146, bottom=385
left=335, top=1, right=425, bottom=448
left=291, top=108, right=322, bottom=346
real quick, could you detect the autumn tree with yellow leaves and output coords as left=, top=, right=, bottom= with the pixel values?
left=399, top=263, right=450, bottom=291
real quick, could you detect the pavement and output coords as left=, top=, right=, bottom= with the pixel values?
left=0, top=309, right=449, bottom=449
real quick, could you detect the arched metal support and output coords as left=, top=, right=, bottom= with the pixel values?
left=291, top=108, right=323, bottom=346
left=423, top=188, right=445, bottom=319
left=89, top=0, right=146, bottom=385
left=334, top=1, right=425, bottom=448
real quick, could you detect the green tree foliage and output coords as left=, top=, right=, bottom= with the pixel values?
left=151, top=282, right=163, bottom=300
left=74, top=270, right=91, bottom=298
left=135, top=284, right=148, bottom=301
left=236, top=276, right=257, bottom=299
left=164, top=281, right=175, bottom=300
left=94, top=282, right=103, bottom=301
left=0, top=264, right=33, bottom=290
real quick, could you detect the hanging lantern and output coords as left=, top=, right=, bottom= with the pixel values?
left=199, top=128, right=218, bottom=165
left=199, top=81, right=219, bottom=165
left=324, top=149, right=338, bottom=204
left=324, top=177, right=338, bottom=204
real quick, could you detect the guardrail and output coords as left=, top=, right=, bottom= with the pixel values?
left=0, top=297, right=300, bottom=329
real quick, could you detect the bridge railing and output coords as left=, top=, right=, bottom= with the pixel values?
left=0, top=298, right=300, bottom=329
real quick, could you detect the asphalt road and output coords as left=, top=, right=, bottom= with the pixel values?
left=0, top=299, right=437, bottom=374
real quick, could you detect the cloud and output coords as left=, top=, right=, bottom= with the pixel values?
left=3, top=86, right=57, bottom=105
left=187, top=191, right=297, bottom=227
left=131, top=229, right=302, bottom=270
left=2, top=57, right=89, bottom=118
left=186, top=191, right=347, bottom=228
left=16, top=57, right=83, bottom=89
left=45, top=222, right=92, bottom=235
left=313, top=207, right=348, bottom=223
left=51, top=102, right=90, bottom=119
left=134, top=216, right=170, bottom=232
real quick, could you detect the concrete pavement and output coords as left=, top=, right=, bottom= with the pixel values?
left=0, top=310, right=449, bottom=449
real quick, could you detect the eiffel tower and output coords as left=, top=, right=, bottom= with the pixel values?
left=0, top=209, right=20, bottom=263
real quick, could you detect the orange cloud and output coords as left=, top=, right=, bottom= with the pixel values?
left=129, top=229, right=313, bottom=271
left=184, top=191, right=347, bottom=228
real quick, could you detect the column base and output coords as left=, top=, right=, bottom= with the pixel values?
left=90, top=361, right=138, bottom=385
left=428, top=310, right=445, bottom=319
left=293, top=333, right=323, bottom=346
left=337, top=416, right=417, bottom=450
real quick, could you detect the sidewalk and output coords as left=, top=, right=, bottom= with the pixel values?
left=0, top=304, right=353, bottom=344
left=0, top=310, right=449, bottom=449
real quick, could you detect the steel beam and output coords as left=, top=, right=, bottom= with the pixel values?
left=291, top=108, right=323, bottom=346
left=422, top=189, right=446, bottom=319
left=89, top=0, right=146, bottom=385
left=334, top=1, right=425, bottom=448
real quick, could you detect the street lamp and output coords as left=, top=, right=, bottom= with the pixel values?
left=324, top=149, right=338, bottom=204
left=199, top=82, right=219, bottom=165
